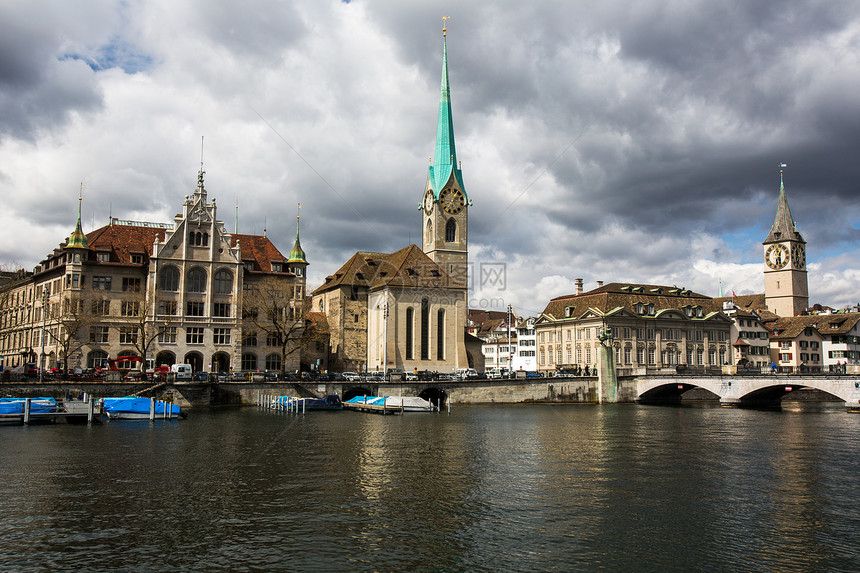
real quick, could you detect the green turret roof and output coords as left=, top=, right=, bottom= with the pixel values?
left=66, top=194, right=89, bottom=250
left=287, top=215, right=307, bottom=264
left=428, top=31, right=468, bottom=200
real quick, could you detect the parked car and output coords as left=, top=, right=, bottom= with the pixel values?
left=342, top=371, right=361, bottom=382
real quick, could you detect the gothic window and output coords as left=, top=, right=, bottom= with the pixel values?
left=214, top=270, right=233, bottom=294
left=160, top=267, right=179, bottom=291
left=445, top=219, right=456, bottom=242
left=187, top=268, right=206, bottom=292
left=425, top=219, right=433, bottom=245
left=203, top=233, right=209, bottom=246
left=405, top=307, right=414, bottom=360
left=437, top=308, right=445, bottom=360
left=421, top=298, right=430, bottom=360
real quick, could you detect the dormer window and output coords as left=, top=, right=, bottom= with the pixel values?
left=648, top=304, right=655, bottom=315
left=635, top=303, right=644, bottom=314
left=564, top=306, right=574, bottom=318
left=243, top=261, right=253, bottom=271
left=696, top=306, right=703, bottom=318
left=272, top=263, right=282, bottom=272
left=97, top=252, right=110, bottom=263
left=131, top=254, right=143, bottom=264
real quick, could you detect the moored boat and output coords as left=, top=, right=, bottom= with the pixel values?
left=272, top=394, right=343, bottom=411
left=0, top=397, right=57, bottom=415
left=102, top=397, right=185, bottom=420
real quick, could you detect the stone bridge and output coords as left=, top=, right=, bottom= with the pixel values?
left=635, top=374, right=860, bottom=410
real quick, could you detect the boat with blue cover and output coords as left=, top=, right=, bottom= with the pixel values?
left=343, top=395, right=435, bottom=413
left=102, top=397, right=185, bottom=420
left=0, top=397, right=57, bottom=415
left=273, top=394, right=343, bottom=411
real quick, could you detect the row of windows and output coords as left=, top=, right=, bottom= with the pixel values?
left=540, top=328, right=727, bottom=343
left=159, top=267, right=233, bottom=293
left=404, top=302, right=445, bottom=361
left=537, top=346, right=729, bottom=367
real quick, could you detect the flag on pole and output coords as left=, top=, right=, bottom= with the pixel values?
left=732, top=290, right=737, bottom=298
left=779, top=163, right=787, bottom=168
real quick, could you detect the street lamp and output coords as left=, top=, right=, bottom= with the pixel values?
left=39, top=286, right=48, bottom=382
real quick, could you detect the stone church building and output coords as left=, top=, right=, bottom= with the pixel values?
left=312, top=26, right=473, bottom=374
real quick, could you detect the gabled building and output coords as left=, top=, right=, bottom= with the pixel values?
left=535, top=281, right=733, bottom=374
left=0, top=170, right=307, bottom=375
left=311, top=245, right=469, bottom=373
left=767, top=312, right=860, bottom=372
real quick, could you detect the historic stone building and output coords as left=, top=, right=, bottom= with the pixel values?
left=535, top=281, right=733, bottom=374
left=0, top=170, right=307, bottom=375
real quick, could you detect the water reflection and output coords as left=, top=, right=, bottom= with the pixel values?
left=1, top=406, right=859, bottom=571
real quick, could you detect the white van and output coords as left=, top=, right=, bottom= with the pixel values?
left=170, top=364, right=193, bottom=380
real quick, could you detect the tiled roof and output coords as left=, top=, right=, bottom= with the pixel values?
left=312, top=244, right=463, bottom=295
left=768, top=313, right=860, bottom=340
left=85, top=225, right=166, bottom=263
left=231, top=234, right=290, bottom=273
left=541, top=282, right=725, bottom=320
left=71, top=224, right=287, bottom=272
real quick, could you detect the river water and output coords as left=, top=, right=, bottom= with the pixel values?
left=2, top=403, right=860, bottom=572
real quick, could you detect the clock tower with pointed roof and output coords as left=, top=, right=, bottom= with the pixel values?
left=421, top=21, right=471, bottom=287
left=763, top=166, right=808, bottom=316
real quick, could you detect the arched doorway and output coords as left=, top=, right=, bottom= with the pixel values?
left=184, top=351, right=204, bottom=372
left=212, top=352, right=230, bottom=373
left=156, top=351, right=176, bottom=367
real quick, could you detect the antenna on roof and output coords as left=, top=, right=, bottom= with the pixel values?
left=235, top=197, right=238, bottom=234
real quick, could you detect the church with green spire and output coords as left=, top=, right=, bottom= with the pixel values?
left=422, top=21, right=471, bottom=286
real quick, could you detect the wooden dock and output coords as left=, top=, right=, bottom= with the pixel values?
left=342, top=401, right=402, bottom=415
left=0, top=399, right=99, bottom=425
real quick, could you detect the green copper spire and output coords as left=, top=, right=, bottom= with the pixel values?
left=428, top=22, right=468, bottom=200
left=287, top=207, right=307, bottom=264
left=66, top=183, right=89, bottom=250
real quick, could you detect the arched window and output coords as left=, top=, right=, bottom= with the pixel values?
left=213, top=270, right=233, bottom=294
left=202, top=233, right=209, bottom=247
left=189, top=231, right=194, bottom=244
left=265, top=353, right=282, bottom=372
left=405, top=307, right=414, bottom=360
left=159, top=266, right=180, bottom=291
left=425, top=219, right=433, bottom=245
left=187, top=268, right=206, bottom=292
left=437, top=308, right=445, bottom=360
left=195, top=232, right=202, bottom=246
left=420, top=298, right=430, bottom=360
left=445, top=219, right=456, bottom=242
left=87, top=350, right=108, bottom=369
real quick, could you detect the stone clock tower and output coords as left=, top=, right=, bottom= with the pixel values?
left=421, top=22, right=470, bottom=286
left=763, top=168, right=808, bottom=316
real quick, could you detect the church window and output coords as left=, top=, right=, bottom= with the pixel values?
left=425, top=219, right=433, bottom=245
left=405, top=308, right=414, bottom=360
left=421, top=298, right=430, bottom=360
left=203, top=233, right=209, bottom=246
left=437, top=309, right=445, bottom=360
left=445, top=219, right=456, bottom=242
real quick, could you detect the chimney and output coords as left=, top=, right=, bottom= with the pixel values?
left=575, top=278, right=583, bottom=295
left=596, top=280, right=604, bottom=288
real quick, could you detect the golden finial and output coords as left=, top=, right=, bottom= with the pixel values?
left=442, top=16, right=451, bottom=37
left=297, top=202, right=301, bottom=222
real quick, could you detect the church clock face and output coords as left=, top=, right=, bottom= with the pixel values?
left=423, top=190, right=435, bottom=214
left=440, top=187, right=465, bottom=214
left=765, top=243, right=789, bottom=270
left=792, top=244, right=806, bottom=269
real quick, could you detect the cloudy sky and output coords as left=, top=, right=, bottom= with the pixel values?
left=2, top=0, right=859, bottom=316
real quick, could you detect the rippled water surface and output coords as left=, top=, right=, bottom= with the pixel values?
left=2, top=404, right=860, bottom=572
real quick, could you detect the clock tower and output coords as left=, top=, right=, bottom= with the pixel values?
left=421, top=21, right=470, bottom=286
left=763, top=166, right=808, bottom=316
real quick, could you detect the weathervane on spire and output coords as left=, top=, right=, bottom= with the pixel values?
left=297, top=201, right=301, bottom=223
left=442, top=16, right=451, bottom=37
left=779, top=162, right=787, bottom=187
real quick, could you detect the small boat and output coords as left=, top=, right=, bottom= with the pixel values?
left=102, top=397, right=185, bottom=420
left=383, top=396, right=435, bottom=412
left=0, top=397, right=58, bottom=415
left=272, top=394, right=343, bottom=411
left=343, top=395, right=435, bottom=413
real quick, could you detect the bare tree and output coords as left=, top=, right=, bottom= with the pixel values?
left=119, top=285, right=176, bottom=381
left=46, top=292, right=96, bottom=376
left=242, top=276, right=316, bottom=377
